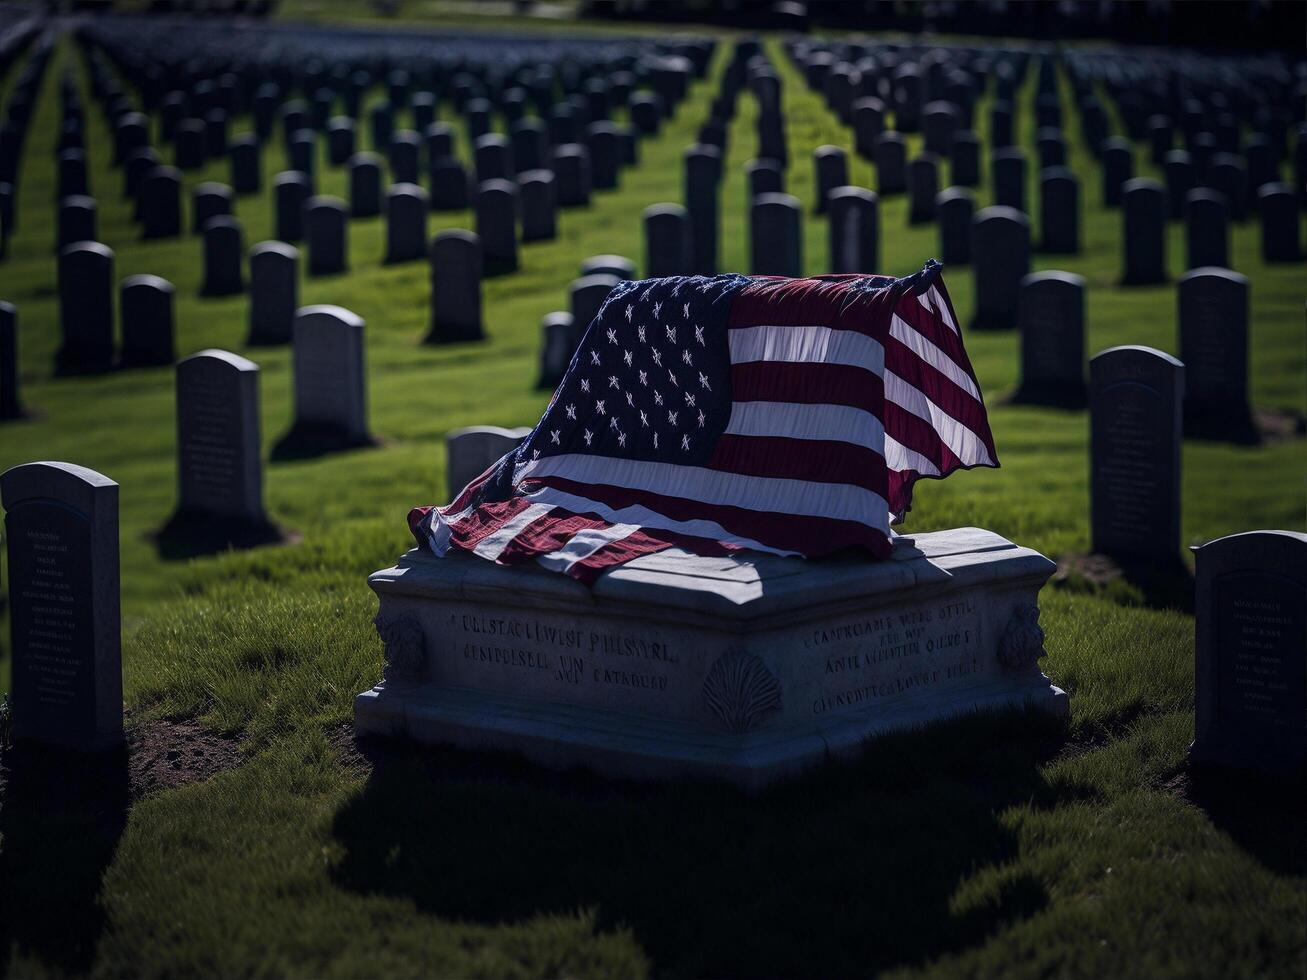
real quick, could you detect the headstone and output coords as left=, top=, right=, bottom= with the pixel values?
left=1089, top=345, right=1184, bottom=563
left=205, top=109, right=229, bottom=158
left=427, top=230, right=484, bottom=344
left=554, top=144, right=592, bottom=206
left=1178, top=267, right=1254, bottom=441
left=348, top=152, right=383, bottom=218
left=473, top=133, right=512, bottom=184
left=57, top=195, right=97, bottom=252
left=1164, top=150, right=1197, bottom=220
left=124, top=148, right=159, bottom=203
left=200, top=216, right=244, bottom=297
left=569, top=273, right=620, bottom=350
left=518, top=169, right=557, bottom=242
left=306, top=196, right=348, bottom=276
left=248, top=241, right=299, bottom=345
left=328, top=116, right=356, bottom=165
left=684, top=144, right=721, bottom=275
left=908, top=153, right=939, bottom=225
left=1, top=302, right=21, bottom=419
left=273, top=170, right=311, bottom=243
left=476, top=179, right=519, bottom=273
left=1039, top=167, right=1079, bottom=254
left=140, top=166, right=182, bottom=238
left=191, top=181, right=233, bottom=235
left=970, top=206, right=1029, bottom=330
left=874, top=132, right=906, bottom=194
left=445, top=426, right=532, bottom=500
left=1, top=461, right=123, bottom=750
left=812, top=144, right=847, bottom=214
left=827, top=185, right=878, bottom=274
left=643, top=203, right=692, bottom=278
left=57, top=241, right=115, bottom=373
left=746, top=158, right=784, bottom=207
left=174, top=118, right=205, bottom=169
left=1184, top=189, right=1230, bottom=270
left=1014, top=271, right=1085, bottom=406
left=174, top=350, right=268, bottom=526
left=538, top=311, right=574, bottom=389
left=1036, top=128, right=1066, bottom=170
left=384, top=183, right=429, bottom=264
left=57, top=149, right=88, bottom=200
left=990, top=100, right=1013, bottom=148
left=1191, top=530, right=1307, bottom=772
left=230, top=135, right=260, bottom=194
left=587, top=121, right=620, bottom=190
left=992, top=147, right=1027, bottom=214
left=1121, top=178, right=1167, bottom=285
left=579, top=255, right=636, bottom=280
left=1257, top=183, right=1301, bottom=262
left=936, top=187, right=974, bottom=266
left=1208, top=154, right=1248, bottom=221
left=950, top=130, right=980, bottom=187
left=289, top=305, right=371, bottom=446
left=511, top=119, right=547, bottom=174
left=1101, top=137, right=1133, bottom=207
left=390, top=130, right=422, bottom=185
left=923, top=101, right=958, bottom=155
left=750, top=192, right=802, bottom=277
left=119, top=274, right=175, bottom=366
left=424, top=122, right=454, bottom=164
left=429, top=156, right=471, bottom=211
left=370, top=102, right=394, bottom=152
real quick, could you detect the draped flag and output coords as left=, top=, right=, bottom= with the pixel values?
left=408, top=260, right=998, bottom=583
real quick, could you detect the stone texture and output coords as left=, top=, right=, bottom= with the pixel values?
left=1014, top=271, right=1086, bottom=406
left=306, top=196, right=348, bottom=276
left=427, top=230, right=484, bottom=344
left=827, top=185, right=878, bottom=274
left=643, top=203, right=692, bottom=278
left=200, top=216, right=244, bottom=297
left=970, top=206, right=1029, bottom=330
left=57, top=241, right=115, bottom=373
left=289, top=305, right=370, bottom=445
left=355, top=527, right=1067, bottom=789
left=1178, top=267, right=1254, bottom=441
left=384, top=183, right=429, bottom=264
left=445, top=425, right=532, bottom=500
left=248, top=241, right=299, bottom=345
left=2, top=461, right=123, bottom=751
left=750, top=192, right=802, bottom=277
left=120, top=274, right=175, bottom=366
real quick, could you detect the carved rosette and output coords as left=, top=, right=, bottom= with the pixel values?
left=998, top=602, right=1046, bottom=672
left=702, top=650, right=782, bottom=732
left=374, top=613, right=426, bottom=684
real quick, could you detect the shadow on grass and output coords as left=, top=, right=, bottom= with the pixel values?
left=152, top=510, right=296, bottom=561
left=1053, top=553, right=1194, bottom=613
left=270, top=424, right=382, bottom=462
left=330, top=709, right=1087, bottom=977
left=0, top=744, right=128, bottom=977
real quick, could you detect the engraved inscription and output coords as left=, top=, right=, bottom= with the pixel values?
left=1096, top=383, right=1160, bottom=539
left=1185, top=295, right=1236, bottom=402
left=181, top=372, right=239, bottom=509
left=18, top=526, right=79, bottom=707
left=1216, top=573, right=1303, bottom=729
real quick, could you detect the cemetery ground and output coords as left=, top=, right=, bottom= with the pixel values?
left=1, top=15, right=1305, bottom=980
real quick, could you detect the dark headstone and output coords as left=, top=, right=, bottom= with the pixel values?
left=827, top=185, right=878, bottom=274
left=1101, top=137, right=1133, bottom=207
left=1039, top=167, right=1079, bottom=254
left=1208, top=154, right=1248, bottom=221
left=643, top=203, right=692, bottom=278
left=511, top=119, right=548, bottom=174
left=1036, top=128, right=1066, bottom=170
left=200, top=216, right=244, bottom=297
left=875, top=132, right=906, bottom=194
left=518, top=169, right=557, bottom=242
left=936, top=186, right=974, bottom=266
left=306, top=196, right=348, bottom=276
left=950, top=130, right=980, bottom=187
left=383, top=183, right=429, bottom=264
left=684, top=144, right=721, bottom=275
left=586, top=121, right=620, bottom=190
left=273, top=171, right=311, bottom=243
left=813, top=144, right=847, bottom=214
left=119, top=274, right=175, bottom=366
left=124, top=148, right=159, bottom=204
left=174, top=118, right=205, bottom=169
left=853, top=97, right=885, bottom=159
left=424, top=122, right=454, bottom=163
left=191, top=181, right=233, bottom=235
left=476, top=179, right=519, bottom=273
left=289, top=305, right=370, bottom=446
left=554, top=144, right=592, bottom=206
left=248, top=241, right=299, bottom=345
left=970, top=206, right=1029, bottom=330
left=1121, top=178, right=1167, bottom=285
left=473, top=133, right=512, bottom=184
left=1178, top=267, right=1254, bottom=441
left=1257, top=183, right=1301, bottom=262
left=1165, top=150, right=1197, bottom=221
left=0, top=302, right=21, bottom=419
left=140, top=166, right=181, bottom=239
left=922, top=101, right=958, bottom=156
left=389, top=130, right=421, bottom=185
left=429, top=156, right=471, bottom=211
left=427, top=230, right=484, bottom=344
left=570, top=273, right=620, bottom=349
left=1014, top=271, right=1085, bottom=406
left=173, top=349, right=270, bottom=536
left=328, top=116, right=356, bottom=165
left=57, top=149, right=88, bottom=200
left=57, top=195, right=97, bottom=252
left=989, top=100, right=1013, bottom=148
left=579, top=256, right=636, bottom=280
left=1191, top=530, right=1307, bottom=772
left=348, top=152, right=382, bottom=218
left=908, top=153, right=940, bottom=225
left=57, top=242, right=115, bottom=373
left=991, top=147, right=1027, bottom=214
left=1185, top=189, right=1229, bottom=270
left=750, top=192, right=802, bottom=277
left=1089, top=345, right=1184, bottom=562
left=538, top=311, right=574, bottom=389
left=230, top=135, right=260, bottom=194
left=1, top=461, right=122, bottom=750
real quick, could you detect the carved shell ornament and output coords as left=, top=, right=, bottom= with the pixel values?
left=998, top=603, right=1046, bottom=671
left=703, top=650, right=782, bottom=732
left=374, top=613, right=426, bottom=683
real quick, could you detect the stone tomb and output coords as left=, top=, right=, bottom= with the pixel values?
left=1190, top=530, right=1305, bottom=773
left=1, top=461, right=123, bottom=750
left=355, top=527, right=1068, bottom=789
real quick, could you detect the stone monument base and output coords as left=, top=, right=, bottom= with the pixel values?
left=355, top=528, right=1068, bottom=790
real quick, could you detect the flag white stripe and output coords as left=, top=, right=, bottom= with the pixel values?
left=889, top=313, right=979, bottom=399
left=884, top=371, right=994, bottom=467
left=518, top=484, right=800, bottom=558
left=728, top=324, right=885, bottom=374
left=918, top=286, right=958, bottom=333
left=884, top=433, right=941, bottom=476
left=725, top=400, right=886, bottom=448
left=472, top=502, right=555, bottom=560
left=536, top=523, right=641, bottom=573
left=516, top=454, right=890, bottom=532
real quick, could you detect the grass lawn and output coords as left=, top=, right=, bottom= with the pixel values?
left=0, top=6, right=1304, bottom=977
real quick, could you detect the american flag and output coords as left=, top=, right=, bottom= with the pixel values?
left=409, top=260, right=998, bottom=583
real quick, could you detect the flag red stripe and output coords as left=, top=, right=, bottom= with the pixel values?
left=494, top=511, right=609, bottom=565
left=883, top=334, right=998, bottom=461
left=730, top=361, right=885, bottom=415
left=708, top=433, right=889, bottom=493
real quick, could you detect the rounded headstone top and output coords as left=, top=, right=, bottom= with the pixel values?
left=251, top=240, right=300, bottom=260
left=517, top=168, right=555, bottom=185
left=830, top=185, right=877, bottom=203
left=387, top=182, right=429, bottom=201
left=328, top=115, right=355, bottom=129
left=1040, top=165, right=1075, bottom=181
left=553, top=143, right=589, bottom=159
left=1091, top=344, right=1184, bottom=370
left=347, top=151, right=383, bottom=167
left=273, top=170, right=311, bottom=188
left=643, top=201, right=688, bottom=220
left=1195, top=528, right=1307, bottom=557
left=231, top=132, right=258, bottom=147
left=752, top=191, right=801, bottom=210
left=477, top=178, right=518, bottom=196
left=474, top=132, right=508, bottom=150
left=853, top=96, right=886, bottom=112
left=991, top=145, right=1027, bottom=162
left=147, top=164, right=181, bottom=181
left=1020, top=270, right=1084, bottom=289
left=181, top=348, right=259, bottom=373
left=1122, top=176, right=1164, bottom=194
left=579, top=255, right=636, bottom=279
left=936, top=185, right=975, bottom=204
left=59, top=193, right=95, bottom=209
left=974, top=204, right=1029, bottom=227
left=307, top=195, right=347, bottom=211
left=814, top=144, right=846, bottom=159
left=296, top=304, right=364, bottom=330
left=0, top=460, right=118, bottom=513
left=203, top=214, right=241, bottom=233
left=121, top=273, right=175, bottom=293
left=1178, top=266, right=1249, bottom=286
left=392, top=129, right=421, bottom=144
left=60, top=239, right=114, bottom=259
left=447, top=424, right=533, bottom=442
left=1101, top=135, right=1132, bottom=152
left=1257, top=181, right=1293, bottom=198
left=195, top=180, right=233, bottom=198
left=432, top=228, right=480, bottom=249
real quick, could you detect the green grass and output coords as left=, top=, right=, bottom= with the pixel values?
left=0, top=11, right=1304, bottom=979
